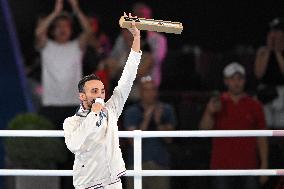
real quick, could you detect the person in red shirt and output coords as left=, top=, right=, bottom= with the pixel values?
left=200, top=62, right=268, bottom=189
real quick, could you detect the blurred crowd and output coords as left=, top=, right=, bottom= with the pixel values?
left=8, top=0, right=284, bottom=188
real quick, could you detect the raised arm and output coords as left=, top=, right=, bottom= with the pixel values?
left=254, top=46, right=271, bottom=80
left=199, top=109, right=215, bottom=130
left=199, top=97, right=221, bottom=130
left=275, top=49, right=284, bottom=76
left=106, top=13, right=141, bottom=118
left=68, top=0, right=93, bottom=50
left=35, top=0, right=63, bottom=49
left=126, top=13, right=141, bottom=52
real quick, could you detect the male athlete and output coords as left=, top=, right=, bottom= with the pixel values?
left=63, top=13, right=141, bottom=189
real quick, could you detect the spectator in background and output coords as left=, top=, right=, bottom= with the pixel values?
left=83, top=15, right=112, bottom=98
left=255, top=18, right=284, bottom=188
left=110, top=2, right=167, bottom=87
left=82, top=14, right=111, bottom=75
left=124, top=76, right=176, bottom=189
left=35, top=0, right=92, bottom=128
left=108, top=28, right=154, bottom=102
left=199, top=63, right=268, bottom=189
left=255, top=17, right=284, bottom=129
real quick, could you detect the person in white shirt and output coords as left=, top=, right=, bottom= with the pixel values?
left=63, top=13, right=141, bottom=189
left=35, top=0, right=92, bottom=128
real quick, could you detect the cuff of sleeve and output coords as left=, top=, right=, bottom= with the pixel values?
left=130, top=49, right=142, bottom=56
left=130, top=49, right=142, bottom=65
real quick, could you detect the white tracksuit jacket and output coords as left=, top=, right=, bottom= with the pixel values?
left=63, top=49, right=142, bottom=189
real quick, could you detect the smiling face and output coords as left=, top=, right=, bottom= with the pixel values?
left=79, top=80, right=105, bottom=109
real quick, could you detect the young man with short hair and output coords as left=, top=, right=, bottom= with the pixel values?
left=63, top=13, right=141, bottom=189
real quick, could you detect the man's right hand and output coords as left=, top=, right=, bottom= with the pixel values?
left=91, top=102, right=104, bottom=114
left=206, top=97, right=222, bottom=115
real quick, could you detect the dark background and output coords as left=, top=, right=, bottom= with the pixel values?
left=3, top=1, right=284, bottom=188
left=8, top=0, right=284, bottom=66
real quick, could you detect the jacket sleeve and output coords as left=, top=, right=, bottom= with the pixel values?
left=106, top=49, right=142, bottom=118
left=63, top=112, right=100, bottom=154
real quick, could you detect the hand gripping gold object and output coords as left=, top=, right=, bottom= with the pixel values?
left=119, top=16, right=183, bottom=34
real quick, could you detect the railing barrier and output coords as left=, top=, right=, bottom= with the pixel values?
left=1, top=130, right=284, bottom=189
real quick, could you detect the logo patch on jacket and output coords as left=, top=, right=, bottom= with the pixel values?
left=96, top=111, right=107, bottom=127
